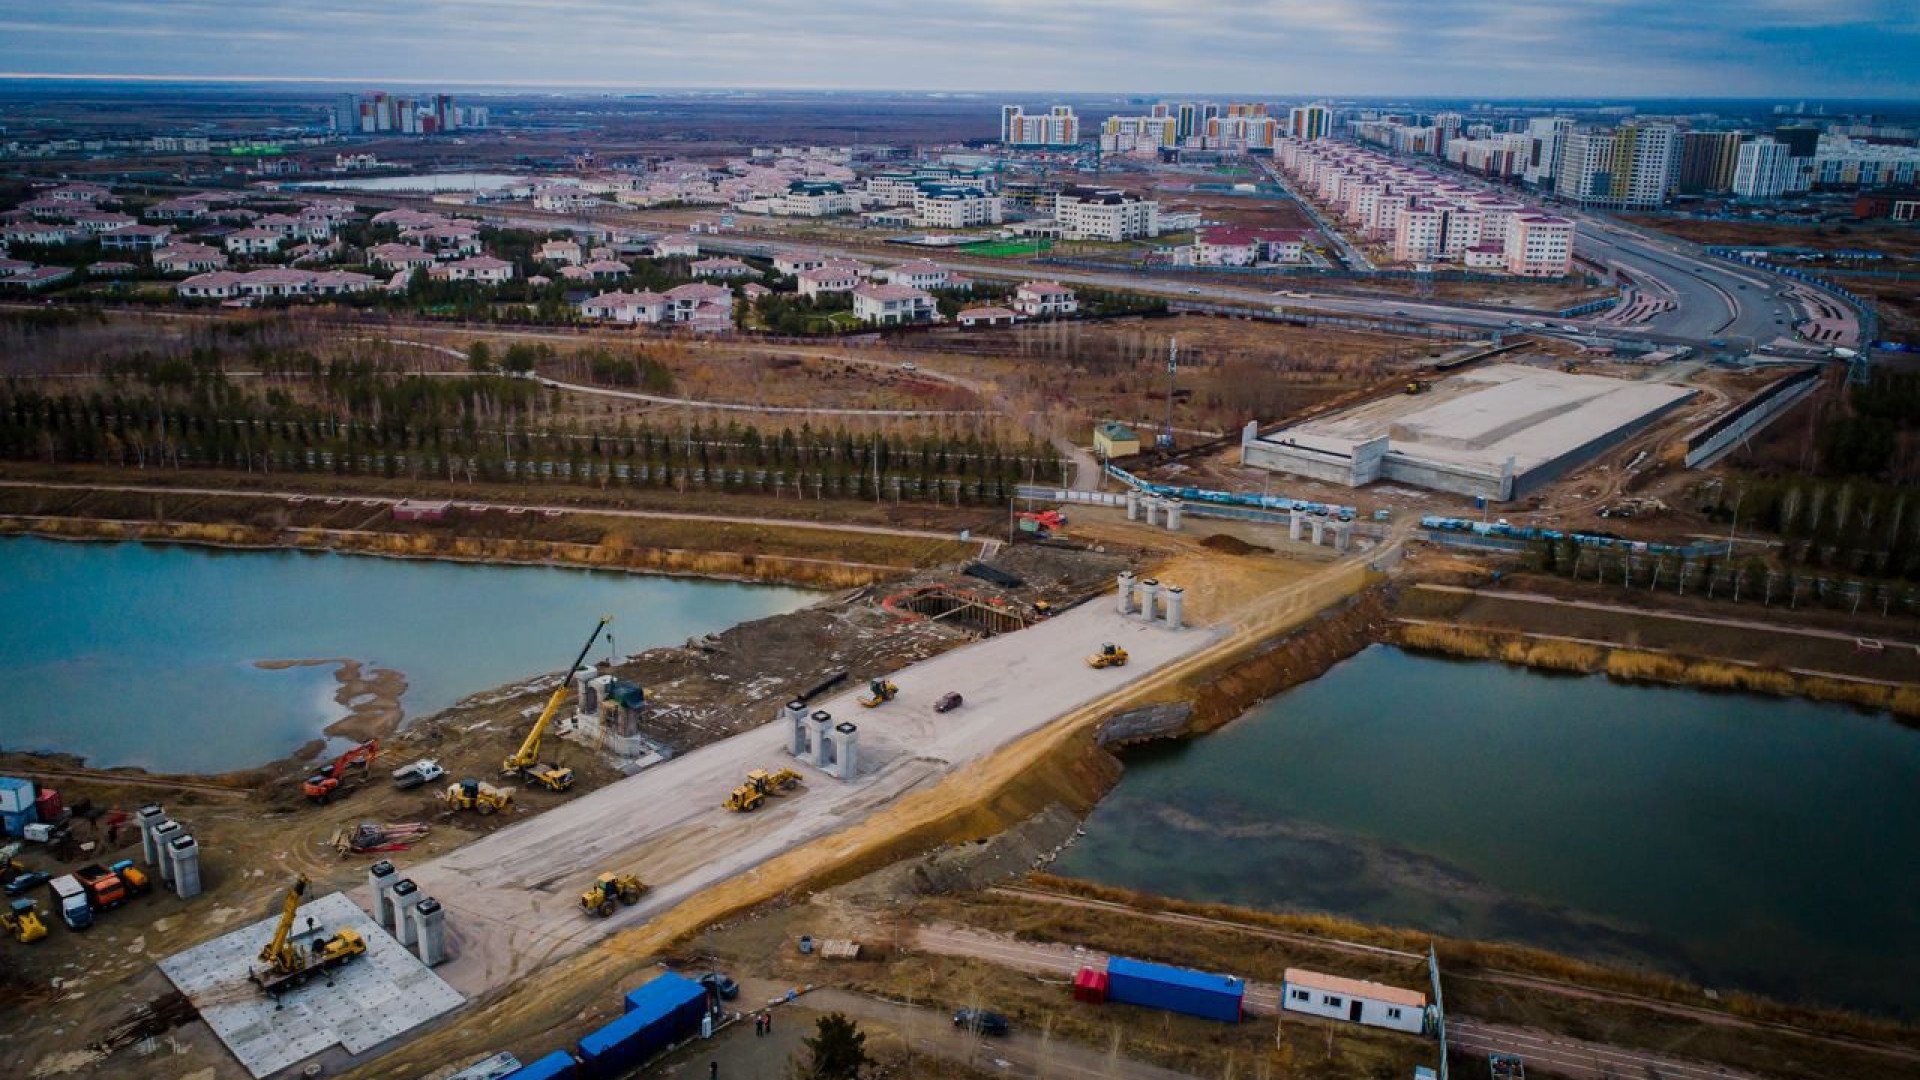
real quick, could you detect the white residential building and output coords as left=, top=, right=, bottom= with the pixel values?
left=1555, top=124, right=1676, bottom=209
left=428, top=255, right=515, bottom=284
left=538, top=239, right=584, bottom=265
left=1281, top=969, right=1426, bottom=1035
left=653, top=235, right=702, bottom=258
left=579, top=290, right=671, bottom=324
left=874, top=260, right=958, bottom=291
left=224, top=229, right=284, bottom=256
left=690, top=257, right=755, bottom=279
left=912, top=186, right=1004, bottom=229
left=152, top=243, right=227, bottom=274
left=1054, top=186, right=1160, bottom=241
left=796, top=265, right=864, bottom=298
left=1193, top=226, right=1308, bottom=266
left=1012, top=281, right=1078, bottom=318
left=851, top=283, right=938, bottom=326
left=1733, top=138, right=1795, bottom=200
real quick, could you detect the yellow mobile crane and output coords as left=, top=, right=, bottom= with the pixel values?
left=250, top=874, right=365, bottom=997
left=503, top=616, right=611, bottom=792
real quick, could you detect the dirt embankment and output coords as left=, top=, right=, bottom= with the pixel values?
left=0, top=515, right=894, bottom=590
left=1390, top=621, right=1920, bottom=721
left=255, top=658, right=408, bottom=743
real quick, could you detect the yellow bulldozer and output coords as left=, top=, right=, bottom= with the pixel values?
left=2, top=898, right=47, bottom=943
left=1086, top=642, right=1129, bottom=669
left=579, top=872, right=648, bottom=917
left=723, top=783, right=765, bottom=812
left=859, top=679, right=899, bottom=708
left=441, top=779, right=514, bottom=815
left=748, top=768, right=802, bottom=796
left=250, top=874, right=366, bottom=997
left=503, top=616, right=612, bottom=792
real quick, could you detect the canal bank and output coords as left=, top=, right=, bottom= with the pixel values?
left=1055, top=644, right=1920, bottom=1020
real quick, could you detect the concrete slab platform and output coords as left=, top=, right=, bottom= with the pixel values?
left=158, top=891, right=464, bottom=1078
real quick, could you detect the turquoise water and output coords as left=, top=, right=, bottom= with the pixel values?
left=1056, top=646, right=1920, bottom=1018
left=0, top=538, right=815, bottom=773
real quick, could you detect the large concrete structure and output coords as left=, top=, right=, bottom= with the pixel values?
left=1241, top=364, right=1694, bottom=502
left=1734, top=138, right=1795, bottom=200
left=1001, top=105, right=1080, bottom=147
left=1555, top=123, right=1677, bottom=209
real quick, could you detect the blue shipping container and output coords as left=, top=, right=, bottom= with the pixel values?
left=500, top=1051, right=576, bottom=1080
left=1, top=806, right=39, bottom=838
left=1105, top=956, right=1244, bottom=1023
left=581, top=973, right=707, bottom=1077
left=0, top=777, right=35, bottom=815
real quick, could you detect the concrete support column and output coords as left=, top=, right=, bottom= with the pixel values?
left=391, top=879, right=423, bottom=948
left=1288, top=509, right=1304, bottom=541
left=368, top=860, right=399, bottom=931
left=1125, top=489, right=1140, bottom=521
left=832, top=722, right=859, bottom=781
left=784, top=700, right=810, bottom=758
left=1165, top=501, right=1183, bottom=531
left=1116, top=571, right=1136, bottom=615
left=137, top=804, right=166, bottom=865
left=1137, top=578, right=1160, bottom=623
left=1164, top=586, right=1185, bottom=630
left=168, top=835, right=202, bottom=900
left=1310, top=518, right=1326, bottom=546
left=412, top=897, right=447, bottom=966
left=151, top=820, right=182, bottom=884
left=1144, top=499, right=1161, bottom=527
left=808, top=711, right=833, bottom=769
left=1335, top=523, right=1353, bottom=552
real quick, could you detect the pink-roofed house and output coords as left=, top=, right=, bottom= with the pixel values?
left=367, top=243, right=437, bottom=272
left=579, top=290, right=671, bottom=324
left=1012, top=281, right=1077, bottom=318
left=429, top=256, right=516, bottom=284
left=690, top=257, right=755, bottom=279
left=956, top=306, right=1019, bottom=327
left=153, top=243, right=227, bottom=274
left=852, top=283, right=938, bottom=326
left=224, top=229, right=284, bottom=257
left=796, top=265, right=861, bottom=298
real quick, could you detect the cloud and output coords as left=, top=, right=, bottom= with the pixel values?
left=0, top=0, right=1913, bottom=95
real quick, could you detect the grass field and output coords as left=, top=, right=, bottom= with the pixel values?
left=959, top=239, right=1053, bottom=258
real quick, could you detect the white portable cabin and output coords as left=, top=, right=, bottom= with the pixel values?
left=1280, top=967, right=1427, bottom=1035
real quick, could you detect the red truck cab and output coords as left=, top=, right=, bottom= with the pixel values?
left=73, top=864, right=128, bottom=910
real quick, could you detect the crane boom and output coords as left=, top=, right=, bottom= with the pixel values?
left=259, top=875, right=309, bottom=969
left=504, top=616, right=611, bottom=774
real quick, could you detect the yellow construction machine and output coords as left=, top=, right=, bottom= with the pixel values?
left=1086, top=642, right=1129, bottom=669
left=502, top=615, right=612, bottom=792
left=2, top=898, right=47, bottom=943
left=748, top=768, right=802, bottom=797
left=250, top=874, right=365, bottom=997
left=441, top=778, right=514, bottom=815
left=859, top=679, right=899, bottom=708
left=579, top=872, right=648, bottom=917
left=722, top=783, right=766, bottom=813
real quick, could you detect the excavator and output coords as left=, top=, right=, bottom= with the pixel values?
left=303, top=739, right=380, bottom=803
left=2, top=898, right=47, bottom=943
left=1086, top=642, right=1130, bottom=669
left=250, top=874, right=365, bottom=997
left=503, top=616, right=612, bottom=792
left=579, top=872, right=647, bottom=917
left=859, top=679, right=899, bottom=708
left=441, top=779, right=514, bottom=815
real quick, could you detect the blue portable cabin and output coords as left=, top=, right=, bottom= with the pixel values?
left=577, top=972, right=707, bottom=1077
left=1105, top=956, right=1244, bottom=1022
left=499, top=1050, right=576, bottom=1080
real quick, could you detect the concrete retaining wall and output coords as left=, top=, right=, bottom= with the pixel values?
left=1095, top=703, right=1195, bottom=747
left=1684, top=368, right=1821, bottom=469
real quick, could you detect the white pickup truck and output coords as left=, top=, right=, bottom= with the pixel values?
left=391, top=759, right=447, bottom=790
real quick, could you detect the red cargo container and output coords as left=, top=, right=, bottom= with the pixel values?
left=1073, top=967, right=1109, bottom=1003
left=34, top=788, right=61, bottom=821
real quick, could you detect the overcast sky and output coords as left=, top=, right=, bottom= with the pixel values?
left=0, top=0, right=1914, bottom=98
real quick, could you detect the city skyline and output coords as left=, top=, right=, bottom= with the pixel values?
left=0, top=0, right=1916, bottom=99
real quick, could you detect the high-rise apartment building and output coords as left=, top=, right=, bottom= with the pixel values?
left=332, top=91, right=485, bottom=135
left=1677, top=131, right=1746, bottom=194
left=1521, top=117, right=1572, bottom=187
left=1554, top=124, right=1675, bottom=209
left=1732, top=138, right=1795, bottom=200
left=1288, top=104, right=1332, bottom=141
left=1001, top=105, right=1080, bottom=148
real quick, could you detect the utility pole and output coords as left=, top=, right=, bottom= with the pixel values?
left=1159, top=337, right=1178, bottom=450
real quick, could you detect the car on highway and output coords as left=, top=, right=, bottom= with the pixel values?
left=1527, top=321, right=1547, bottom=329
left=1560, top=325, right=1580, bottom=332
left=698, top=972, right=740, bottom=1000
left=934, top=691, right=964, bottom=713
left=900, top=362, right=916, bottom=372
left=1392, top=309, right=1409, bottom=316
left=953, top=1009, right=1011, bottom=1037
left=1185, top=287, right=1202, bottom=295
left=1505, top=320, right=1523, bottom=328
left=3, top=870, right=50, bottom=896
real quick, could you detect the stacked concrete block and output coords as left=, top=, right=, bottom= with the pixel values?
left=1125, top=490, right=1141, bottom=521
left=1165, top=585, right=1186, bottom=630
left=1164, top=500, right=1184, bottom=531
left=1137, top=578, right=1161, bottom=622
left=1116, top=571, right=1136, bottom=614
left=830, top=722, right=859, bottom=781
left=784, top=700, right=811, bottom=758
left=807, top=711, right=832, bottom=769
left=137, top=804, right=166, bottom=865
left=390, top=879, right=423, bottom=947
left=151, top=820, right=183, bottom=884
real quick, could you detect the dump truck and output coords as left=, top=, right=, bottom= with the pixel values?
left=47, top=875, right=91, bottom=930
left=74, top=864, right=129, bottom=912
left=250, top=874, right=365, bottom=997
left=2, top=897, right=47, bottom=943
left=442, top=779, right=514, bottom=815
left=579, top=872, right=647, bottom=917
left=108, top=859, right=151, bottom=897
left=859, top=679, right=899, bottom=708
left=1086, top=643, right=1129, bottom=669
